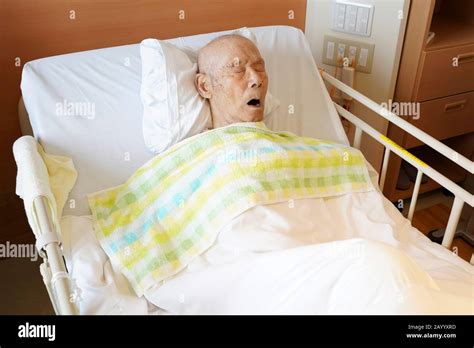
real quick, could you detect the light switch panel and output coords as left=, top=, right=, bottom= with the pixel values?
left=344, top=5, right=357, bottom=32
left=322, top=34, right=375, bottom=73
left=358, top=48, right=369, bottom=67
left=337, top=43, right=346, bottom=60
left=326, top=41, right=335, bottom=60
left=333, top=2, right=346, bottom=30
left=356, top=6, right=370, bottom=34
left=331, top=0, right=374, bottom=37
left=348, top=45, right=357, bottom=65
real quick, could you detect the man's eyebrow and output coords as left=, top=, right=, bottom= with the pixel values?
left=223, top=56, right=264, bottom=69
left=225, top=57, right=246, bottom=68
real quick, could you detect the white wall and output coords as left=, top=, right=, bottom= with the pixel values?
left=305, top=0, right=409, bottom=172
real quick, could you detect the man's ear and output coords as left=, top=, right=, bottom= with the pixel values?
left=195, top=73, right=212, bottom=99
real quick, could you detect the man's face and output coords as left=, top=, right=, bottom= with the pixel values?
left=196, top=36, right=269, bottom=128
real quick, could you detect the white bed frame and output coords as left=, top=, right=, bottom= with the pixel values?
left=16, top=70, right=473, bottom=315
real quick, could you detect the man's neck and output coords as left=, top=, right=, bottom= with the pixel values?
left=210, top=107, right=233, bottom=129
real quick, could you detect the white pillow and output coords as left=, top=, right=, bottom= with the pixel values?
left=140, top=28, right=280, bottom=154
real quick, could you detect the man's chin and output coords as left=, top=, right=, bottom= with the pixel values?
left=242, top=110, right=264, bottom=123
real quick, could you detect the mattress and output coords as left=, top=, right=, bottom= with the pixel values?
left=60, top=170, right=473, bottom=315
left=20, top=25, right=348, bottom=216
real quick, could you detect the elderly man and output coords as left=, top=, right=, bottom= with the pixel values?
left=195, top=35, right=268, bottom=128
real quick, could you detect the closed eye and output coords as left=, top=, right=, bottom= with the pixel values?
left=252, top=59, right=266, bottom=72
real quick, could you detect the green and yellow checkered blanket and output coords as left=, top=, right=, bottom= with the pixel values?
left=88, top=122, right=374, bottom=296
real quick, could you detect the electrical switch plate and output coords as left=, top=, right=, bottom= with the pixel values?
left=322, top=34, right=375, bottom=73
left=326, top=41, right=335, bottom=60
left=355, top=6, right=370, bottom=34
left=359, top=48, right=369, bottom=67
left=344, top=5, right=357, bottom=32
left=333, top=2, right=346, bottom=30
left=348, top=45, right=357, bottom=65
left=331, top=0, right=374, bottom=37
left=337, top=43, right=346, bottom=60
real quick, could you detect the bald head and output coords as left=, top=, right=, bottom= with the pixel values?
left=198, top=35, right=255, bottom=76
left=195, top=34, right=268, bottom=128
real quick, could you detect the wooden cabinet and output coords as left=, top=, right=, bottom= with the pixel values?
left=415, top=44, right=474, bottom=101
left=383, top=0, right=474, bottom=202
left=405, top=91, right=474, bottom=148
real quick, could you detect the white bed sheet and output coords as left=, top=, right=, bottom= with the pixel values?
left=61, top=172, right=473, bottom=315
left=21, top=25, right=348, bottom=216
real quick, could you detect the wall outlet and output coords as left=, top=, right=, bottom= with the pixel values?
left=322, top=34, right=375, bottom=73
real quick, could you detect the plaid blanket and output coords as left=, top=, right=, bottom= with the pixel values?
left=88, top=122, right=374, bottom=296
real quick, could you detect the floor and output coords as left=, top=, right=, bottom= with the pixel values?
left=0, top=189, right=471, bottom=315
left=403, top=189, right=473, bottom=263
left=0, top=257, right=54, bottom=314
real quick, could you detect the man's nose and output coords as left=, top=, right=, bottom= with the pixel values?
left=247, top=70, right=263, bottom=89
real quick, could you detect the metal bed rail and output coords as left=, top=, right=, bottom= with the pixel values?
left=321, top=71, right=474, bottom=249
left=13, top=133, right=78, bottom=315
left=34, top=196, right=77, bottom=315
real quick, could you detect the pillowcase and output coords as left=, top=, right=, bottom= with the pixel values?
left=140, top=28, right=280, bottom=154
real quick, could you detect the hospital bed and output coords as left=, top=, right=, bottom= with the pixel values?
left=13, top=26, right=473, bottom=315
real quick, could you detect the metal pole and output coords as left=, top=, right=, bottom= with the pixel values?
left=379, top=148, right=391, bottom=191
left=353, top=127, right=363, bottom=149
left=408, top=170, right=423, bottom=221
left=442, top=196, right=464, bottom=249
left=34, top=196, right=77, bottom=315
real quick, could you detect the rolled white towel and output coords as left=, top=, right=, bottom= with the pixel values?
left=13, top=135, right=77, bottom=239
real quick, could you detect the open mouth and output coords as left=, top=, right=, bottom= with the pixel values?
left=246, top=98, right=261, bottom=107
